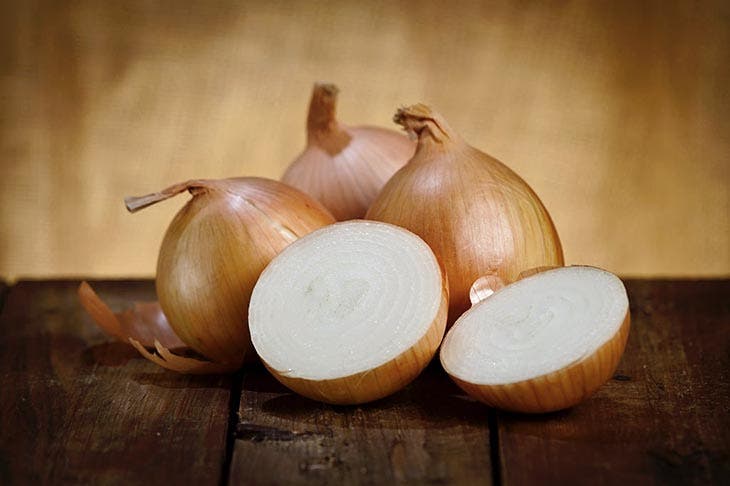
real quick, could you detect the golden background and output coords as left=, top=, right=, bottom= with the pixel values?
left=2, top=0, right=728, bottom=280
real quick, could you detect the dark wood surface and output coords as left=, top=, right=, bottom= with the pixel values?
left=0, top=280, right=7, bottom=312
left=0, top=279, right=727, bottom=485
left=0, top=281, right=232, bottom=485
left=230, top=362, right=493, bottom=485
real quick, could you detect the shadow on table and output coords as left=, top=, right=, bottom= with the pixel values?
left=81, top=342, right=232, bottom=390
left=245, top=361, right=490, bottom=430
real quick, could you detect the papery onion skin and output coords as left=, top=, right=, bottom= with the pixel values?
left=366, top=104, right=564, bottom=325
left=132, top=177, right=335, bottom=370
left=282, top=83, right=415, bottom=221
left=77, top=281, right=185, bottom=350
left=265, top=286, right=448, bottom=405
left=449, top=312, right=630, bottom=413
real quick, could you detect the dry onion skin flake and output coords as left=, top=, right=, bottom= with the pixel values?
left=249, top=220, right=448, bottom=405
left=440, top=266, right=630, bottom=413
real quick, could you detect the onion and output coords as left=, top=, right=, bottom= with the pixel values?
left=366, top=104, right=564, bottom=325
left=79, top=177, right=335, bottom=373
left=248, top=220, right=448, bottom=404
left=440, top=266, right=630, bottom=413
left=281, top=83, right=415, bottom=221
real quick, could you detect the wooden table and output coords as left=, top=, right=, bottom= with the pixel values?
left=0, top=279, right=727, bottom=484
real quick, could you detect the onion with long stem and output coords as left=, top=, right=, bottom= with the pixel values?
left=282, top=84, right=415, bottom=220
left=79, top=177, right=335, bottom=373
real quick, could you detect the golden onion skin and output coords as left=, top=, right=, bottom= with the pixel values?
left=154, top=177, right=335, bottom=368
left=366, top=104, right=563, bottom=326
left=282, top=84, right=414, bottom=221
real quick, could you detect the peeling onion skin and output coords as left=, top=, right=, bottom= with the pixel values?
left=77, top=281, right=185, bottom=350
left=366, top=104, right=564, bottom=326
left=78, top=281, right=241, bottom=373
left=282, top=83, right=415, bottom=221
left=249, top=220, right=449, bottom=405
left=441, top=266, right=631, bottom=414
left=80, top=177, right=335, bottom=374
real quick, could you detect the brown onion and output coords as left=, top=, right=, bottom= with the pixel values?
left=79, top=177, right=335, bottom=373
left=282, top=83, right=415, bottom=220
left=366, top=104, right=564, bottom=325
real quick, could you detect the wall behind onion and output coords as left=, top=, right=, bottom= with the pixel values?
left=1, top=0, right=728, bottom=280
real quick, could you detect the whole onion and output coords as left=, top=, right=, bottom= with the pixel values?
left=282, top=83, right=415, bottom=220
left=366, top=104, right=564, bottom=325
left=79, top=177, right=335, bottom=373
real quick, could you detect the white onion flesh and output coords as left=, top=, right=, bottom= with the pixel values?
left=249, top=221, right=444, bottom=382
left=441, top=266, right=629, bottom=385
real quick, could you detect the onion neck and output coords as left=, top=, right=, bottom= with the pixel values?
left=306, top=83, right=351, bottom=155
left=124, top=180, right=214, bottom=213
left=394, top=104, right=463, bottom=154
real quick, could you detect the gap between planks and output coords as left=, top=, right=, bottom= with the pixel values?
left=220, top=369, right=244, bottom=486
left=227, top=361, right=494, bottom=484
left=488, top=408, right=503, bottom=486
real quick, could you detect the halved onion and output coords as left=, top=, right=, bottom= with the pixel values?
left=440, top=266, right=630, bottom=413
left=248, top=220, right=448, bottom=405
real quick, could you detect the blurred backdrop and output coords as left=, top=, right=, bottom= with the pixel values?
left=1, top=0, right=728, bottom=280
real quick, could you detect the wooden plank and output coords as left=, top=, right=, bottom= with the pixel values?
left=496, top=279, right=730, bottom=485
left=0, top=280, right=233, bottom=485
left=230, top=361, right=493, bottom=485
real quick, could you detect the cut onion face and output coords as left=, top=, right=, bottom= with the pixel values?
left=440, top=266, right=630, bottom=413
left=249, top=220, right=448, bottom=405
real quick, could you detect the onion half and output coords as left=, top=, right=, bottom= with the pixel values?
left=249, top=220, right=448, bottom=404
left=440, top=266, right=630, bottom=413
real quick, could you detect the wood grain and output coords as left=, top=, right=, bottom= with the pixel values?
left=1, top=0, right=728, bottom=280
left=495, top=280, right=730, bottom=485
left=0, top=279, right=728, bottom=484
left=230, top=362, right=493, bottom=485
left=0, top=280, right=232, bottom=484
